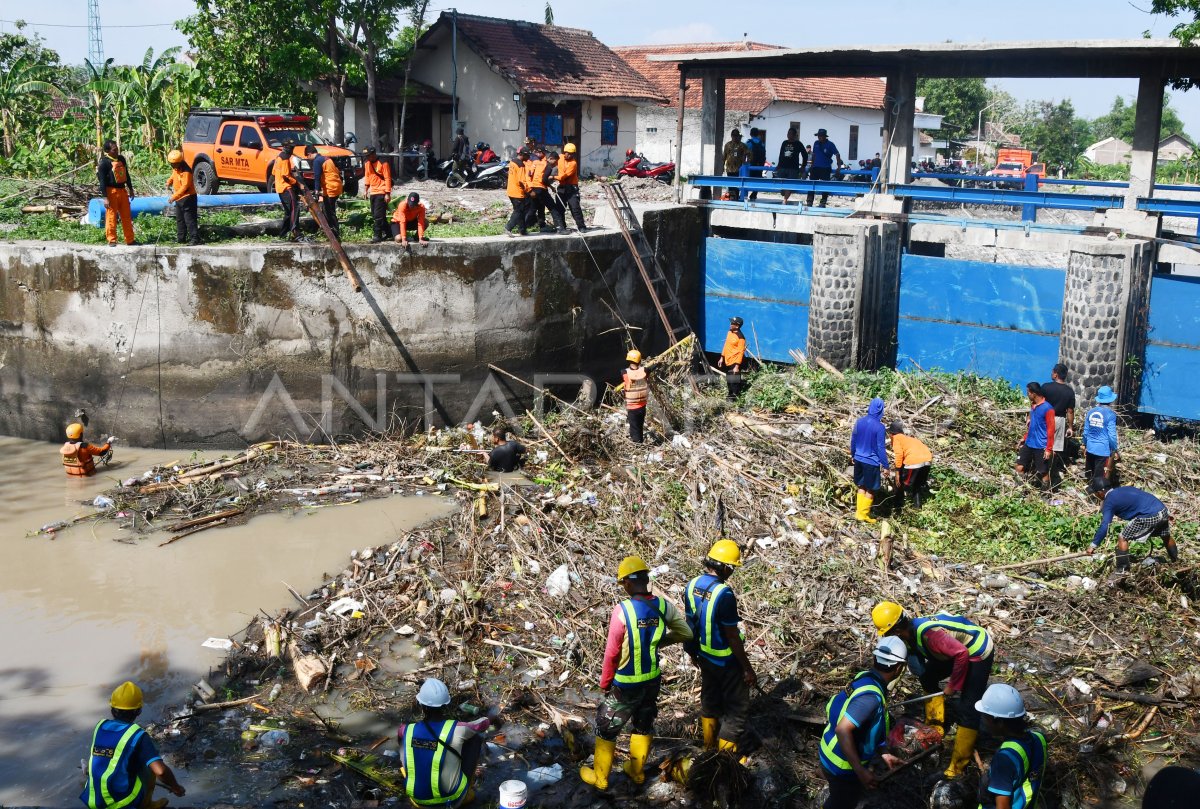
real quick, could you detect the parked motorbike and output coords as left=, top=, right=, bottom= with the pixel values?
left=446, top=159, right=507, bottom=189
left=617, top=152, right=675, bottom=184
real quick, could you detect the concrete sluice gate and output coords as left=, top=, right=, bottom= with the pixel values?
left=0, top=207, right=703, bottom=448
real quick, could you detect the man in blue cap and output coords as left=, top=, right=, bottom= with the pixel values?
left=807, top=129, right=843, bottom=208
left=1083, top=385, right=1119, bottom=484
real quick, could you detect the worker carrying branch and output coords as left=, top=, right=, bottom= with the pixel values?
left=580, top=555, right=692, bottom=791
left=81, top=681, right=185, bottom=809
left=685, top=540, right=757, bottom=755
left=818, top=637, right=908, bottom=809
left=61, top=422, right=113, bottom=477
left=872, top=601, right=995, bottom=779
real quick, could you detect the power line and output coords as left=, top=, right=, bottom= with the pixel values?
left=0, top=18, right=176, bottom=29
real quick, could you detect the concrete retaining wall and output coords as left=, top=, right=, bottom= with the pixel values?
left=0, top=206, right=703, bottom=447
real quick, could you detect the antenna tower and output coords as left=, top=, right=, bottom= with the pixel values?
left=87, top=0, right=105, bottom=66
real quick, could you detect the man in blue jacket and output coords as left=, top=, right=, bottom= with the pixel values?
left=1015, top=382, right=1055, bottom=490
left=1087, top=478, right=1177, bottom=574
left=1083, top=385, right=1119, bottom=484
left=850, top=398, right=888, bottom=523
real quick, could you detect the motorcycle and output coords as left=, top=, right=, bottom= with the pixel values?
left=617, top=152, right=675, bottom=184
left=446, top=159, right=507, bottom=189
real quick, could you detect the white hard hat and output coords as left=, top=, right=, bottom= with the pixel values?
left=874, top=636, right=908, bottom=665
left=416, top=677, right=452, bottom=708
left=975, top=683, right=1026, bottom=719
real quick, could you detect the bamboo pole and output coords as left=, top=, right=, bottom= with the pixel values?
left=297, top=185, right=363, bottom=292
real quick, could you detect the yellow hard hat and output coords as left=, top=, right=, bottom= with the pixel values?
left=110, top=681, right=144, bottom=711
left=563, top=143, right=577, bottom=154
left=166, top=149, right=184, bottom=165
left=626, top=349, right=642, bottom=364
left=872, top=601, right=904, bottom=636
left=707, top=539, right=742, bottom=567
left=66, top=423, right=84, bottom=440
left=617, top=555, right=649, bottom=580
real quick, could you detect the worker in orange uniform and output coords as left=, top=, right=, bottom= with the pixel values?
left=580, top=555, right=692, bottom=791
left=273, top=142, right=302, bottom=241
left=888, top=421, right=933, bottom=510
left=362, top=147, right=392, bottom=243
left=525, top=147, right=556, bottom=232
left=556, top=143, right=588, bottom=231
left=623, top=349, right=649, bottom=444
left=61, top=422, right=113, bottom=477
left=165, top=149, right=201, bottom=245
left=98, top=139, right=136, bottom=246
left=307, top=144, right=343, bottom=240
left=535, top=151, right=568, bottom=234
left=505, top=149, right=530, bottom=237
left=717, top=316, right=747, bottom=400
left=391, top=192, right=429, bottom=246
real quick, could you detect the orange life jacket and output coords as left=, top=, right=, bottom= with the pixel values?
left=623, top=367, right=649, bottom=410
left=112, top=160, right=128, bottom=185
left=61, top=441, right=105, bottom=476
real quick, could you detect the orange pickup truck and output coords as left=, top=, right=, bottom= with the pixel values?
left=986, top=148, right=1045, bottom=182
left=182, top=108, right=363, bottom=195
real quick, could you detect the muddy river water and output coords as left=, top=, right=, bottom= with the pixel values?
left=0, top=436, right=452, bottom=806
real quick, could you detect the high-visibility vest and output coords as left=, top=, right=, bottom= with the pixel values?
left=81, top=721, right=147, bottom=809
left=401, top=720, right=468, bottom=806
left=685, top=574, right=735, bottom=662
left=819, top=671, right=890, bottom=775
left=61, top=441, right=97, bottom=476
left=914, top=614, right=994, bottom=661
left=613, top=596, right=666, bottom=686
left=977, top=730, right=1047, bottom=809
left=624, top=367, right=648, bottom=409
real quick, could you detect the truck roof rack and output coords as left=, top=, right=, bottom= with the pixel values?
left=188, top=107, right=301, bottom=118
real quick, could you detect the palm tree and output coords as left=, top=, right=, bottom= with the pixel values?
left=127, top=46, right=186, bottom=150
left=0, top=54, right=61, bottom=157
left=83, top=57, right=117, bottom=149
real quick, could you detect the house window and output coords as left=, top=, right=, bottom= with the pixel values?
left=646, top=127, right=658, bottom=134
left=527, top=113, right=564, bottom=146
left=601, top=106, right=619, bottom=145
left=848, top=125, right=859, bottom=160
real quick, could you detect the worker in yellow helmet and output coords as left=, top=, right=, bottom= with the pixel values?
left=61, top=422, right=113, bottom=477
left=872, top=601, right=995, bottom=780
left=81, top=681, right=185, bottom=808
left=580, top=555, right=692, bottom=791
left=623, top=349, right=649, bottom=443
left=684, top=540, right=757, bottom=754
left=164, top=149, right=200, bottom=245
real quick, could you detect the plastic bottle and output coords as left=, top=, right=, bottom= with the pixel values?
left=268, top=683, right=283, bottom=702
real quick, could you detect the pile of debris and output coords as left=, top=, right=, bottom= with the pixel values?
left=63, top=357, right=1200, bottom=807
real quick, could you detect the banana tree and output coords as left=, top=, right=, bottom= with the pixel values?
left=83, top=57, right=118, bottom=149
left=127, top=46, right=186, bottom=151
left=0, top=53, right=61, bottom=157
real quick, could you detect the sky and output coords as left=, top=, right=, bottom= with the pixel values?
left=6, top=0, right=1200, bottom=137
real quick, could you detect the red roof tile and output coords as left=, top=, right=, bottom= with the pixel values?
left=613, top=42, right=885, bottom=113
left=424, top=13, right=667, bottom=104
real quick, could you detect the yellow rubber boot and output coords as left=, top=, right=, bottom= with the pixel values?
left=701, top=717, right=719, bottom=750
left=944, top=727, right=978, bottom=778
left=718, top=737, right=749, bottom=764
left=580, top=737, right=615, bottom=790
left=856, top=492, right=878, bottom=523
left=924, top=695, right=945, bottom=727
left=623, top=734, right=652, bottom=785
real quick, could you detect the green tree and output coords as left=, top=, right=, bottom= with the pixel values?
left=0, top=53, right=61, bottom=156
left=82, top=57, right=119, bottom=149
left=1150, top=1, right=1200, bottom=88
left=1012, top=100, right=1092, bottom=170
left=915, top=77, right=989, bottom=136
left=336, top=0, right=410, bottom=150
left=127, top=47, right=187, bottom=150
left=177, top=0, right=323, bottom=111
left=1090, top=94, right=1189, bottom=143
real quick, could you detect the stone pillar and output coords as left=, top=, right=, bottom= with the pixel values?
left=1125, top=71, right=1163, bottom=207
left=807, top=219, right=902, bottom=371
left=700, top=74, right=726, bottom=178
left=881, top=64, right=916, bottom=190
left=1061, top=237, right=1154, bottom=406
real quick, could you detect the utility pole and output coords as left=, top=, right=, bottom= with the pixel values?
left=451, top=8, right=458, bottom=129
left=87, top=0, right=105, bottom=67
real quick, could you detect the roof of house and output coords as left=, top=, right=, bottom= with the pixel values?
left=1159, top=132, right=1195, bottom=148
left=344, top=77, right=451, bottom=104
left=613, top=42, right=886, bottom=113
left=1085, top=136, right=1132, bottom=151
left=420, top=13, right=667, bottom=104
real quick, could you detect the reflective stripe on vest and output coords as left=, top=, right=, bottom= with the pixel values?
left=614, top=596, right=666, bottom=685
left=686, top=575, right=732, bottom=659
left=914, top=614, right=993, bottom=660
left=819, top=672, right=891, bottom=773
left=402, top=721, right=467, bottom=807
left=85, top=721, right=144, bottom=809
left=978, top=731, right=1047, bottom=809
left=624, top=368, right=648, bottom=408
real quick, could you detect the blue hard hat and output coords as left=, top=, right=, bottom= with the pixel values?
left=1095, top=386, right=1117, bottom=404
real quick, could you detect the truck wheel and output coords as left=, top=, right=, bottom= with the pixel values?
left=193, top=160, right=220, bottom=195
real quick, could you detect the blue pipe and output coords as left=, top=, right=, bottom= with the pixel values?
left=87, top=193, right=280, bottom=227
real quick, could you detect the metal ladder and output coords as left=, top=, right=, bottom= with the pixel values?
left=602, top=183, right=694, bottom=347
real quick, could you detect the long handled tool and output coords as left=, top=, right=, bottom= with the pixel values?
left=877, top=743, right=941, bottom=783
left=297, top=185, right=362, bottom=293
left=892, top=692, right=943, bottom=709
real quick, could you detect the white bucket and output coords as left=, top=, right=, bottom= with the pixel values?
left=498, top=779, right=528, bottom=808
